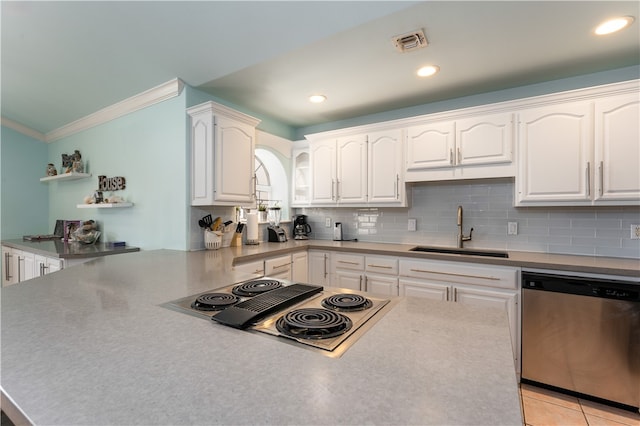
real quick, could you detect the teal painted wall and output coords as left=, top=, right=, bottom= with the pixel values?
left=1, top=126, right=49, bottom=239
left=294, top=65, right=640, bottom=139
left=46, top=93, right=189, bottom=250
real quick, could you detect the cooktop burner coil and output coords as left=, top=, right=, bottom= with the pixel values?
left=276, top=308, right=352, bottom=340
left=232, top=279, right=283, bottom=297
left=321, top=293, right=373, bottom=312
left=191, top=293, right=239, bottom=311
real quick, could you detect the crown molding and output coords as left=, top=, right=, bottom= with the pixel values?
left=45, top=78, right=185, bottom=143
left=1, top=117, right=46, bottom=141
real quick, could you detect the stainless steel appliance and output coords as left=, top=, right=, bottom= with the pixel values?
left=292, top=215, right=312, bottom=240
left=521, top=271, right=640, bottom=410
left=267, top=207, right=287, bottom=242
left=333, top=222, right=343, bottom=241
left=163, top=278, right=395, bottom=358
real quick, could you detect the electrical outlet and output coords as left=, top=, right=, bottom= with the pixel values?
left=408, top=218, right=417, bottom=232
left=631, top=224, right=640, bottom=240
left=507, top=222, right=518, bottom=235
left=325, top=217, right=331, bottom=228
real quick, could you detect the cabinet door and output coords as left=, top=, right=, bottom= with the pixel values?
left=292, top=251, right=308, bottom=282
left=456, top=113, right=513, bottom=166
left=2, top=246, right=18, bottom=286
left=308, top=251, right=331, bottom=286
left=365, top=274, right=398, bottom=296
left=46, top=258, right=63, bottom=274
left=406, top=121, right=455, bottom=170
left=399, top=278, right=449, bottom=301
left=190, top=111, right=215, bottom=205
left=310, top=141, right=336, bottom=204
left=453, top=286, right=518, bottom=362
left=336, top=135, right=368, bottom=204
left=264, top=255, right=292, bottom=280
left=594, top=93, right=640, bottom=202
left=334, top=270, right=363, bottom=291
left=368, top=129, right=405, bottom=205
left=517, top=101, right=593, bottom=204
left=214, top=115, right=255, bottom=204
left=17, top=251, right=35, bottom=282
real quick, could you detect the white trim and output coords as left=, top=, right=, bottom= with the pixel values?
left=46, top=78, right=184, bottom=142
left=305, top=79, right=640, bottom=141
left=186, top=100, right=261, bottom=127
left=1, top=117, right=46, bottom=141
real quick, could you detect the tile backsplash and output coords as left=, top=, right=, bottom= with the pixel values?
left=297, top=179, right=640, bottom=259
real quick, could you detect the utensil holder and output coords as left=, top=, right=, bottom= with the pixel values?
left=204, top=230, right=222, bottom=250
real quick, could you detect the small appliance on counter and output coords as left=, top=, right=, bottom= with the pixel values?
left=292, top=214, right=312, bottom=240
left=267, top=207, right=287, bottom=243
left=333, top=222, right=343, bottom=241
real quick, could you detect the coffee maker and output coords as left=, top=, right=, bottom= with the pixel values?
left=292, top=215, right=312, bottom=240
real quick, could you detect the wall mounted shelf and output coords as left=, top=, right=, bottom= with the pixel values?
left=77, top=203, right=133, bottom=209
left=40, top=172, right=91, bottom=182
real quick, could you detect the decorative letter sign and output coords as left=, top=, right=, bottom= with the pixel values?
left=98, top=175, right=126, bottom=191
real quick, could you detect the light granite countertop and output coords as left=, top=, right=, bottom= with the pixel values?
left=1, top=249, right=522, bottom=425
left=1, top=238, right=140, bottom=259
left=230, top=240, right=640, bottom=278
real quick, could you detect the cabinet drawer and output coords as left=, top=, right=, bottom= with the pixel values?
left=365, top=256, right=398, bottom=275
left=264, top=255, right=292, bottom=276
left=399, top=258, right=518, bottom=290
left=332, top=253, right=365, bottom=271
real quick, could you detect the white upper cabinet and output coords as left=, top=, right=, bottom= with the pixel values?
left=291, top=146, right=310, bottom=207
left=310, top=139, right=337, bottom=204
left=456, top=113, right=513, bottom=166
left=405, top=112, right=515, bottom=181
left=368, top=129, right=406, bottom=205
left=406, top=121, right=455, bottom=170
left=517, top=101, right=592, bottom=204
left=517, top=88, right=640, bottom=206
left=336, top=135, right=368, bottom=204
left=188, top=101, right=260, bottom=206
left=594, top=92, right=640, bottom=203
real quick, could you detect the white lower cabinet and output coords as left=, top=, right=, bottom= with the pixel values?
left=264, top=254, right=292, bottom=281
left=2, top=245, right=63, bottom=286
left=308, top=250, right=332, bottom=286
left=333, top=253, right=399, bottom=296
left=292, top=251, right=308, bottom=282
left=234, top=259, right=265, bottom=276
left=399, top=258, right=520, bottom=372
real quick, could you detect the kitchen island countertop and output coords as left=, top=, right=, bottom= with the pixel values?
left=1, top=249, right=522, bottom=425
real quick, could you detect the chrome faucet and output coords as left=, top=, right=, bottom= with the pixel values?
left=457, top=205, right=473, bottom=248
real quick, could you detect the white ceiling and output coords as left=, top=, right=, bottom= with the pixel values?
left=2, top=1, right=639, bottom=136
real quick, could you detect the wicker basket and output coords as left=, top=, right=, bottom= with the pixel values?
left=204, top=230, right=222, bottom=250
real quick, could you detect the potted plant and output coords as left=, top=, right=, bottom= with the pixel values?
left=257, top=202, right=267, bottom=222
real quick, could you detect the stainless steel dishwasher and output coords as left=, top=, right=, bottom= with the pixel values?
left=521, top=271, right=640, bottom=410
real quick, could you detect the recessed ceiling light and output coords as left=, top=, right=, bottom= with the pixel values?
left=595, top=16, right=635, bottom=35
left=417, top=65, right=440, bottom=77
left=309, top=95, right=326, bottom=103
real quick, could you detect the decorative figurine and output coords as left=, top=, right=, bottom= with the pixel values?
left=46, top=163, right=57, bottom=176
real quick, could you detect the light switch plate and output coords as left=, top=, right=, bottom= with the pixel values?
left=631, top=224, right=640, bottom=240
left=325, top=217, right=331, bottom=228
left=408, top=218, right=417, bottom=232
left=507, top=222, right=518, bottom=235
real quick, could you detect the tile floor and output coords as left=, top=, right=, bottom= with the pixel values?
left=521, top=383, right=640, bottom=426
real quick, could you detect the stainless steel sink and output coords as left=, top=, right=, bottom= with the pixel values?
left=409, top=246, right=509, bottom=258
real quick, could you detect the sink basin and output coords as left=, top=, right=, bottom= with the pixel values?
left=409, top=246, right=509, bottom=258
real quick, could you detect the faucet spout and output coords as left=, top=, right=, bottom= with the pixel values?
left=456, top=206, right=473, bottom=248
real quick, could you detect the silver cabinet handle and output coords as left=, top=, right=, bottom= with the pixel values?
left=360, top=275, right=364, bottom=291
left=449, top=148, right=454, bottom=165
left=367, top=264, right=392, bottom=269
left=586, top=162, right=591, bottom=197
left=395, top=174, right=399, bottom=200
left=446, top=287, right=450, bottom=301
left=273, top=262, right=291, bottom=269
left=338, top=260, right=360, bottom=265
left=17, top=256, right=23, bottom=282
left=323, top=254, right=328, bottom=279
left=453, top=288, right=458, bottom=302
left=336, top=179, right=341, bottom=201
left=331, top=179, right=335, bottom=201
left=457, top=147, right=461, bottom=164
left=252, top=174, right=257, bottom=200
left=409, top=268, right=500, bottom=281
left=5, top=252, right=12, bottom=281
left=599, top=161, right=604, bottom=196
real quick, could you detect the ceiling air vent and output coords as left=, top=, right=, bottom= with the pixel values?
left=392, top=29, right=428, bottom=53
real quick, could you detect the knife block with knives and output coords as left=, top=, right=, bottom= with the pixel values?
left=231, top=223, right=245, bottom=247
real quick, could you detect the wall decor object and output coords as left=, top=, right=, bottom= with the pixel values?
left=98, top=175, right=126, bottom=191
left=63, top=220, right=81, bottom=241
left=62, top=150, right=84, bottom=173
left=46, top=163, right=57, bottom=176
